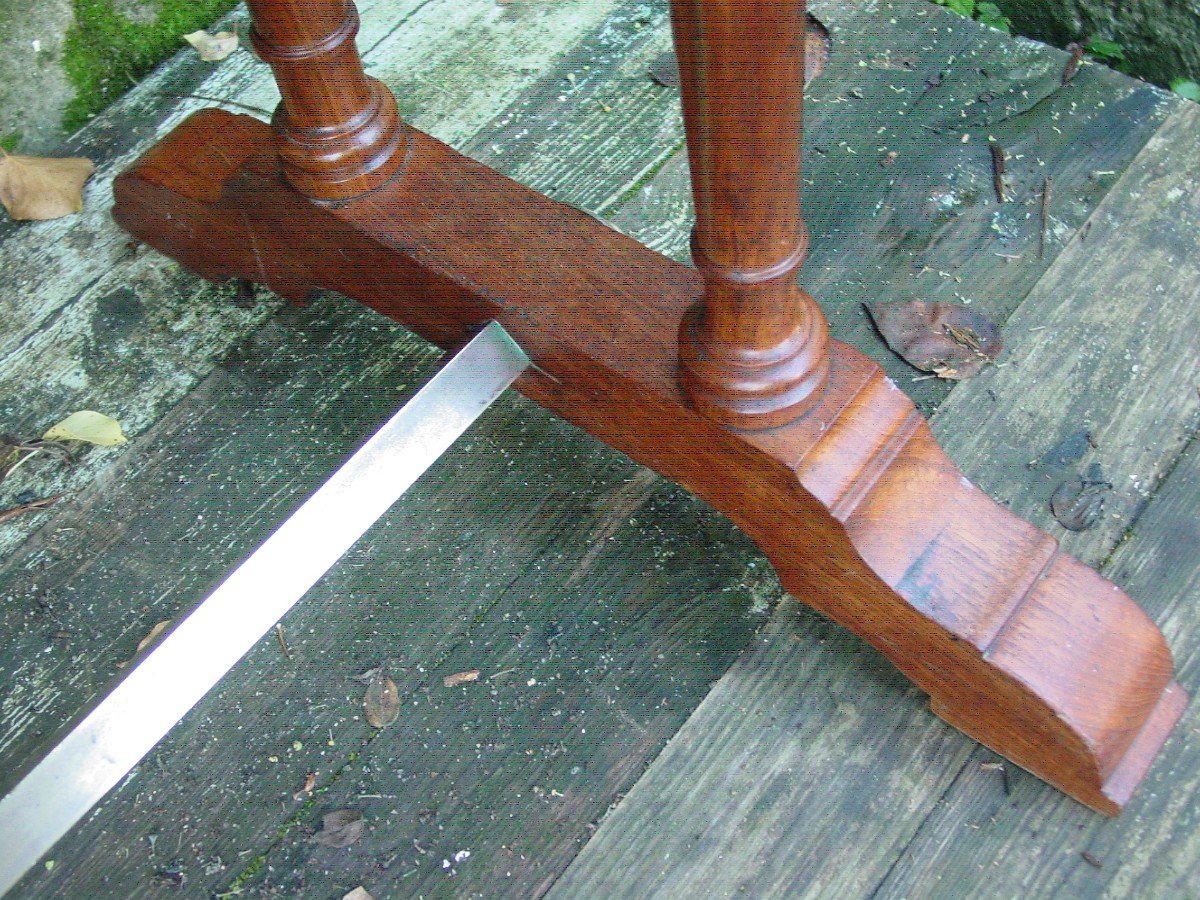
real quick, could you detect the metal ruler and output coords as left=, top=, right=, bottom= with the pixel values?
left=0, top=322, right=530, bottom=895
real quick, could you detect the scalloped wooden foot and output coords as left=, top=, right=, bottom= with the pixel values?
left=112, top=108, right=1185, bottom=814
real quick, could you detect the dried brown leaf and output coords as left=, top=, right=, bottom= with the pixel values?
left=0, top=151, right=94, bottom=221
left=183, top=30, right=239, bottom=62
left=1050, top=468, right=1111, bottom=532
left=313, top=809, right=364, bottom=848
left=443, top=669, right=480, bottom=688
left=293, top=772, right=317, bottom=800
left=866, top=301, right=1002, bottom=380
left=364, top=675, right=399, bottom=728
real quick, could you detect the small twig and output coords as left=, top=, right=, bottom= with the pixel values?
left=0, top=495, right=63, bottom=524
left=275, top=623, right=292, bottom=659
left=1063, top=43, right=1084, bottom=84
left=989, top=141, right=1008, bottom=203
left=1040, top=176, right=1053, bottom=259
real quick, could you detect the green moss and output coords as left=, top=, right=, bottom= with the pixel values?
left=62, top=0, right=239, bottom=132
left=0, top=132, right=21, bottom=153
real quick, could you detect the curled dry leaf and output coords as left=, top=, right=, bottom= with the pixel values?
left=343, top=888, right=375, bottom=900
left=313, top=809, right=365, bottom=848
left=866, top=301, right=1002, bottom=380
left=183, top=30, right=239, bottom=62
left=0, top=151, right=94, bottom=221
left=43, top=410, right=127, bottom=446
left=1050, top=464, right=1111, bottom=532
left=363, top=674, right=399, bottom=728
left=443, top=669, right=480, bottom=688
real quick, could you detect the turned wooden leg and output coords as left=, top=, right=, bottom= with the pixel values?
left=670, top=0, right=829, bottom=429
left=247, top=0, right=407, bottom=199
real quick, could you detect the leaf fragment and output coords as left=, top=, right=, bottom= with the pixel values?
left=313, top=809, right=365, bottom=848
left=0, top=151, right=94, bottom=221
left=343, top=888, right=375, bottom=900
left=443, top=669, right=480, bottom=688
left=183, top=30, right=239, bottom=62
left=364, top=675, right=399, bottom=728
left=866, top=301, right=1002, bottom=380
left=42, top=411, right=127, bottom=446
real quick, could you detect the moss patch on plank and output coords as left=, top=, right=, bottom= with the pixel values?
left=61, top=0, right=239, bottom=131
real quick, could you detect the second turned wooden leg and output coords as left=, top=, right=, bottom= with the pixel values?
left=670, top=0, right=829, bottom=430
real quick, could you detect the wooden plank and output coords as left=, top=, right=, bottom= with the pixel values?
left=852, top=101, right=1200, bottom=900
left=458, top=4, right=682, bottom=216
left=608, top=0, right=1175, bottom=414
left=0, top=295, right=770, bottom=898
left=549, top=98, right=1200, bottom=900
left=0, top=0, right=424, bottom=364
left=0, top=0, right=638, bottom=558
left=927, top=102, right=1200, bottom=578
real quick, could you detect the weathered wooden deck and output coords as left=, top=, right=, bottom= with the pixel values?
left=2, top=0, right=1198, bottom=896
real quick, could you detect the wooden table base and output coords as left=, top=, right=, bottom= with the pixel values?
left=113, top=109, right=1185, bottom=815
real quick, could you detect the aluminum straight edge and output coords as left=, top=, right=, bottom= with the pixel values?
left=0, top=321, right=530, bottom=896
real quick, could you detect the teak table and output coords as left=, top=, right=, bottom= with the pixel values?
left=111, top=0, right=1186, bottom=814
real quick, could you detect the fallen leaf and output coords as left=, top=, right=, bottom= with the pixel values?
left=364, top=674, right=399, bottom=728
left=866, top=301, right=1002, bottom=379
left=343, top=888, right=375, bottom=900
left=0, top=150, right=94, bottom=221
left=183, top=30, right=239, bottom=62
left=1050, top=465, right=1111, bottom=532
left=293, top=772, right=317, bottom=800
left=313, top=809, right=364, bottom=848
left=443, top=669, right=480, bottom=688
left=117, top=620, right=172, bottom=668
left=42, top=411, right=127, bottom=446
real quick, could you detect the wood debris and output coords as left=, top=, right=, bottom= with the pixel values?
left=1063, top=43, right=1084, bottom=83
left=443, top=669, right=480, bottom=688
left=989, top=141, right=1008, bottom=203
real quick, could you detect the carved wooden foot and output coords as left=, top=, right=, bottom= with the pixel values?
left=112, top=109, right=1185, bottom=814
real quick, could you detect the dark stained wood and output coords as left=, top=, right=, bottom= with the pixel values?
left=670, top=0, right=829, bottom=429
left=111, top=94, right=1184, bottom=813
left=246, top=0, right=407, bottom=198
